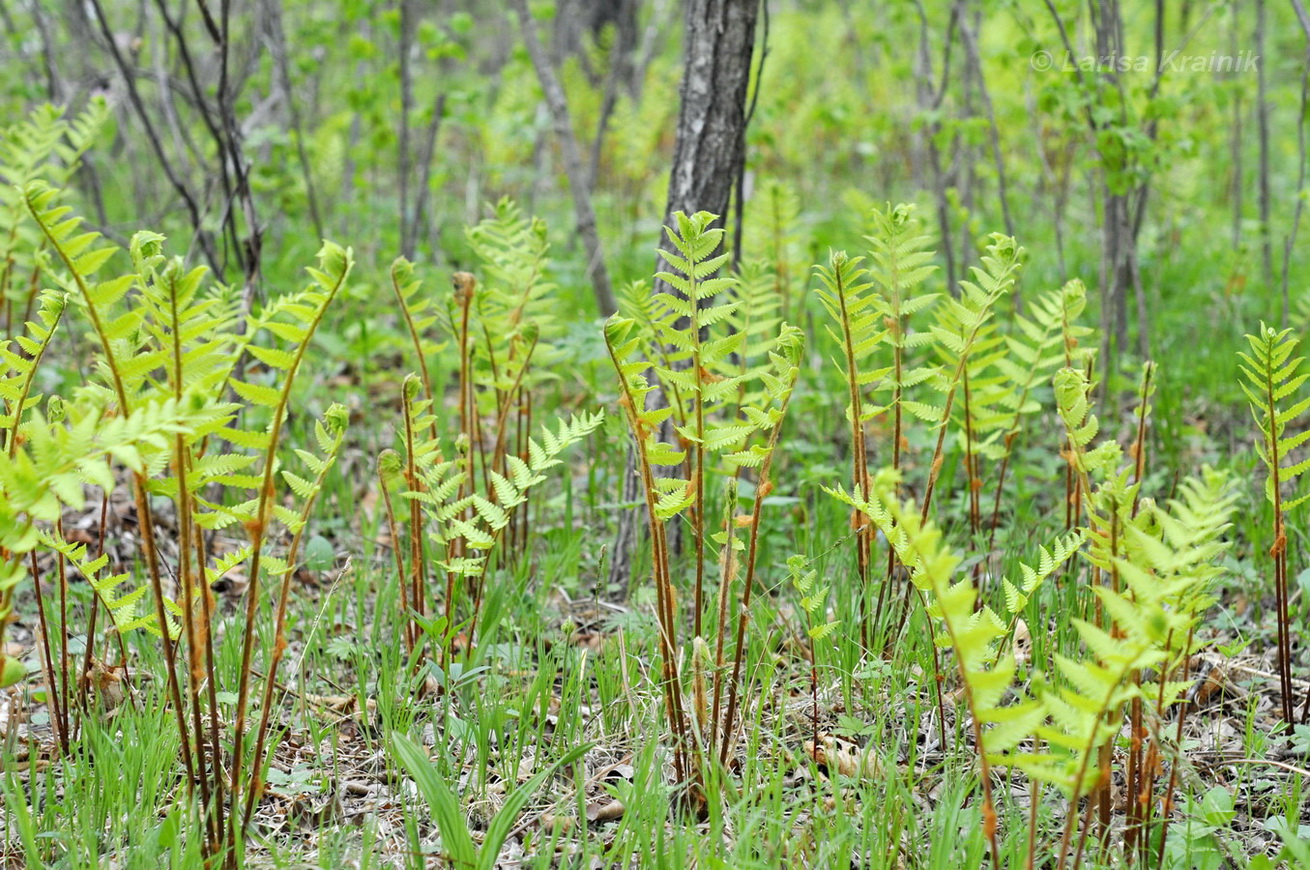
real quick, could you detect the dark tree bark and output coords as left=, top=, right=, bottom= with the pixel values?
left=656, top=0, right=760, bottom=280
left=609, top=0, right=761, bottom=591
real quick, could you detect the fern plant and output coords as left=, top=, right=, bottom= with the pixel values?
left=985, top=280, right=1090, bottom=548
left=386, top=370, right=602, bottom=670
left=834, top=454, right=1235, bottom=868
left=22, top=177, right=357, bottom=865
left=831, top=468, right=1042, bottom=869
left=813, top=203, right=939, bottom=644
left=0, top=101, right=105, bottom=334
left=1238, top=323, right=1310, bottom=722
left=605, top=210, right=803, bottom=802
left=786, top=554, right=840, bottom=760
left=0, top=396, right=203, bottom=706
left=1, top=289, right=65, bottom=453
left=918, top=232, right=1024, bottom=525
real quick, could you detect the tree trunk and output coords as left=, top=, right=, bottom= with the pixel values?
left=657, top=0, right=760, bottom=275
left=608, top=0, right=761, bottom=591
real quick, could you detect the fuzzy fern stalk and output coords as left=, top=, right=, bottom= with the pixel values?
left=222, top=241, right=353, bottom=859
left=26, top=178, right=357, bottom=864
left=714, top=323, right=803, bottom=764
left=604, top=312, right=697, bottom=789
left=1239, top=323, right=1310, bottom=722
left=389, top=257, right=444, bottom=441
left=24, top=182, right=199, bottom=793
left=920, top=232, right=1024, bottom=524
left=0, top=400, right=199, bottom=685
left=880, top=233, right=1020, bottom=640
left=387, top=371, right=601, bottom=669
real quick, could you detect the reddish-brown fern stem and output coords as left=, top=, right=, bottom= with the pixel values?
left=475, top=304, right=502, bottom=500
left=519, top=393, right=532, bottom=553
left=875, top=315, right=906, bottom=641
left=987, top=431, right=1019, bottom=552
left=228, top=255, right=349, bottom=861
left=963, top=368, right=982, bottom=540
left=1124, top=365, right=1154, bottom=858
left=1152, top=633, right=1195, bottom=870
left=29, top=550, right=66, bottom=756
left=168, top=282, right=217, bottom=844
left=401, top=389, right=428, bottom=663
left=832, top=260, right=873, bottom=646
left=173, top=432, right=216, bottom=843
left=488, top=335, right=538, bottom=487
left=1263, top=352, right=1294, bottom=722
left=605, top=338, right=691, bottom=789
left=77, top=494, right=112, bottom=714
left=1130, top=362, right=1153, bottom=514
left=244, top=458, right=334, bottom=828
left=377, top=462, right=411, bottom=657
left=708, top=480, right=737, bottom=758
left=454, top=272, right=476, bottom=517
left=52, top=517, right=72, bottom=748
left=887, top=388, right=957, bottom=645
left=29, top=191, right=195, bottom=787
left=690, top=374, right=707, bottom=640
left=718, top=458, right=781, bottom=767
left=193, top=523, right=224, bottom=854
left=390, top=262, right=439, bottom=443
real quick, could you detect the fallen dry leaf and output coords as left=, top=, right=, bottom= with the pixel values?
left=585, top=797, right=625, bottom=823
left=804, top=733, right=883, bottom=779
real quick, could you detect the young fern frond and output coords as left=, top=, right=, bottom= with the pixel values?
left=466, top=198, right=558, bottom=335
left=39, top=532, right=163, bottom=636
left=716, top=323, right=804, bottom=763
left=812, top=250, right=886, bottom=643
left=605, top=220, right=793, bottom=789
left=0, top=289, right=65, bottom=453
left=726, top=261, right=785, bottom=411
left=1, top=101, right=106, bottom=324
left=244, top=403, right=350, bottom=826
left=745, top=180, right=802, bottom=318
left=389, top=257, right=445, bottom=417
left=987, top=280, right=1088, bottom=544
left=830, top=468, right=1038, bottom=868
left=24, top=182, right=140, bottom=407
left=787, top=552, right=839, bottom=756
left=226, top=240, right=352, bottom=853
left=1054, top=365, right=1120, bottom=530
left=1238, top=323, right=1310, bottom=721
left=864, top=203, right=940, bottom=456
left=1031, top=468, right=1236, bottom=869
left=913, top=234, right=1023, bottom=530
left=0, top=398, right=200, bottom=687
left=998, top=531, right=1083, bottom=641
